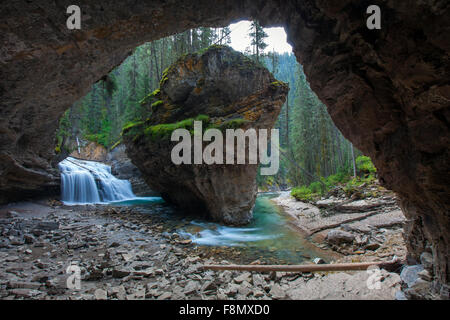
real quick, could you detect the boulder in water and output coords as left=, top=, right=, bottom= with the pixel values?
left=123, top=46, right=288, bottom=225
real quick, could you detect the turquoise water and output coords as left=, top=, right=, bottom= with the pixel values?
left=178, top=193, right=332, bottom=264
left=111, top=193, right=331, bottom=264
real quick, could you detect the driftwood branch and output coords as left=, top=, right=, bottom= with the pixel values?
left=308, top=210, right=382, bottom=235
left=202, top=259, right=402, bottom=273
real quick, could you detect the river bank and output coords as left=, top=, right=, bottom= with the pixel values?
left=0, top=196, right=406, bottom=300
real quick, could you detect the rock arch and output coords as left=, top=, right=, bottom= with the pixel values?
left=1, top=0, right=448, bottom=297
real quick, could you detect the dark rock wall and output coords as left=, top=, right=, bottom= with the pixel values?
left=1, top=0, right=448, bottom=295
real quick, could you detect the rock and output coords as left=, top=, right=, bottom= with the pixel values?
left=400, top=265, right=424, bottom=287
left=67, top=242, right=87, bottom=250
left=112, top=267, right=131, bottom=278
left=405, top=278, right=432, bottom=300
left=395, top=290, right=407, bottom=300
left=184, top=280, right=199, bottom=295
left=35, top=222, right=59, bottom=231
left=107, top=144, right=157, bottom=196
left=313, top=258, right=325, bottom=264
left=234, top=272, right=252, bottom=284
left=94, top=288, right=107, bottom=300
left=7, top=281, right=41, bottom=290
left=201, top=281, right=217, bottom=292
left=157, top=292, right=172, bottom=300
left=110, top=285, right=126, bottom=300
left=123, top=46, right=288, bottom=225
left=10, top=289, right=42, bottom=298
left=252, top=289, right=265, bottom=298
left=24, top=234, right=35, bottom=244
left=325, top=230, right=355, bottom=245
left=69, top=142, right=107, bottom=162
left=420, top=252, right=433, bottom=271
left=417, top=269, right=432, bottom=282
left=252, top=274, right=265, bottom=287
left=269, top=284, right=286, bottom=299
left=364, top=243, right=380, bottom=251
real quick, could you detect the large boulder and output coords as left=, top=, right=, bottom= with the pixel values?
left=106, top=144, right=157, bottom=196
left=123, top=46, right=288, bottom=225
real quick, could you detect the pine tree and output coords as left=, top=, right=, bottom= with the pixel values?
left=249, top=21, right=268, bottom=62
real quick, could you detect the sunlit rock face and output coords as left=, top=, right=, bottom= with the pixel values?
left=1, top=0, right=449, bottom=295
left=123, top=46, right=288, bottom=225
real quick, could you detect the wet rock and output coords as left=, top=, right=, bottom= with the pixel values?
left=404, top=279, right=432, bottom=300
left=400, top=265, right=424, bottom=287
left=313, top=258, right=325, bottom=264
left=417, top=269, right=432, bottom=282
left=420, top=252, right=433, bottom=271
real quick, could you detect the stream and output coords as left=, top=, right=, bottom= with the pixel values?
left=58, top=157, right=332, bottom=264
left=113, top=193, right=332, bottom=264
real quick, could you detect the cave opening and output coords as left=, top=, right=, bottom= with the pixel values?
left=1, top=2, right=448, bottom=300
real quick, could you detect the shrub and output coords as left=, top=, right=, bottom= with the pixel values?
left=356, top=155, right=376, bottom=175
left=291, top=186, right=318, bottom=202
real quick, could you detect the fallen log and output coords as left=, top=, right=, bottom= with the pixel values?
left=308, top=210, right=382, bottom=235
left=202, top=258, right=402, bottom=273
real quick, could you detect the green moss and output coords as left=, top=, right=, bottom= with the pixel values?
left=144, top=114, right=210, bottom=141
left=218, top=118, right=250, bottom=130
left=270, top=80, right=287, bottom=87
left=110, top=139, right=122, bottom=150
left=121, top=120, right=145, bottom=140
left=151, top=100, right=164, bottom=111
left=140, top=88, right=162, bottom=105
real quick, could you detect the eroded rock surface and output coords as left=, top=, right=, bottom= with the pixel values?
left=1, top=0, right=449, bottom=295
left=123, top=46, right=288, bottom=224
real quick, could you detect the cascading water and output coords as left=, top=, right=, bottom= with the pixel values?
left=58, top=157, right=136, bottom=204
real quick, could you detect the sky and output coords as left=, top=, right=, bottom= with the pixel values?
left=228, top=20, right=293, bottom=54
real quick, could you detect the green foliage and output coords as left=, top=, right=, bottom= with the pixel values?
left=110, top=139, right=122, bottom=150
left=218, top=118, right=250, bottom=130
left=151, top=100, right=164, bottom=111
left=291, top=186, right=318, bottom=202
left=84, top=132, right=109, bottom=148
left=291, top=170, right=353, bottom=201
left=356, top=155, right=376, bottom=175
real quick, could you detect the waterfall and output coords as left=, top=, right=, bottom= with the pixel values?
left=58, top=157, right=136, bottom=204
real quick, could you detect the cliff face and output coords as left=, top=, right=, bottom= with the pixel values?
left=123, top=46, right=288, bottom=224
left=1, top=0, right=449, bottom=295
